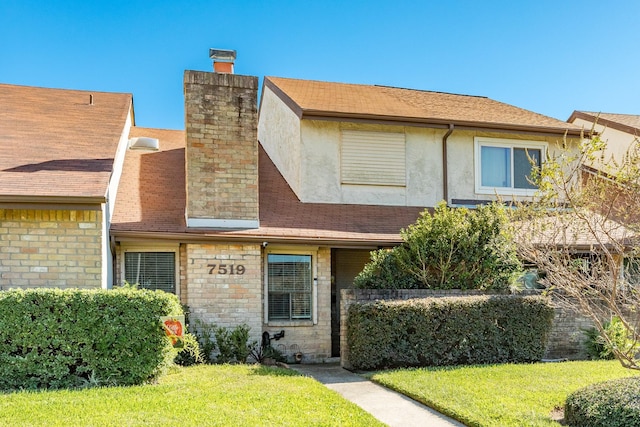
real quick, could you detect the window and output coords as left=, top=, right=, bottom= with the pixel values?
left=267, top=253, right=313, bottom=321
left=624, top=258, right=640, bottom=286
left=341, top=130, right=406, bottom=186
left=475, top=137, right=545, bottom=195
left=124, top=251, right=176, bottom=293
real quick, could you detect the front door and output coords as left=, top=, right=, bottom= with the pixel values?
left=331, top=249, right=373, bottom=357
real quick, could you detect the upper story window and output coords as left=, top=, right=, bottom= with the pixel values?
left=475, top=137, right=545, bottom=196
left=123, top=247, right=178, bottom=294
left=341, top=130, right=406, bottom=186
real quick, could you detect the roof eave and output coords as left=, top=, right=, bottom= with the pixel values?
left=0, top=195, right=105, bottom=206
left=301, top=110, right=586, bottom=137
left=111, top=230, right=401, bottom=247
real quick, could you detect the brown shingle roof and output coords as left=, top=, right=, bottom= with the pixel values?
left=111, top=131, right=423, bottom=244
left=111, top=127, right=186, bottom=232
left=0, top=83, right=132, bottom=201
left=265, top=77, right=584, bottom=136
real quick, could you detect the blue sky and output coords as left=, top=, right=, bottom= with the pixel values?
left=2, top=1, right=639, bottom=130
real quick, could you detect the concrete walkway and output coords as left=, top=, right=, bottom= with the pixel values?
left=291, top=363, right=466, bottom=427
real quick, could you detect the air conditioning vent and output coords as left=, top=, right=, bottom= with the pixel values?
left=128, top=137, right=159, bottom=151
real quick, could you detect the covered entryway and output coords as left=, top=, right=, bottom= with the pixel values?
left=331, top=248, right=373, bottom=357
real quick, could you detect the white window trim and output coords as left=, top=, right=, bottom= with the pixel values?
left=474, top=137, right=547, bottom=196
left=121, top=243, right=180, bottom=297
left=263, top=246, right=318, bottom=326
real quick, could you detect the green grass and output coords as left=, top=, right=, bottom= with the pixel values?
left=369, top=360, right=640, bottom=427
left=0, top=364, right=384, bottom=427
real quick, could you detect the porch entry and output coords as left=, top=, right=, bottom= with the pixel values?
left=331, top=249, right=373, bottom=357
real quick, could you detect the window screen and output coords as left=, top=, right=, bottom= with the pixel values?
left=267, top=254, right=312, bottom=320
left=124, top=252, right=176, bottom=293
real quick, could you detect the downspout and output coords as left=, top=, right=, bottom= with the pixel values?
left=442, top=124, right=454, bottom=205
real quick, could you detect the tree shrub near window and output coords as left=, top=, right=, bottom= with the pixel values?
left=565, top=377, right=640, bottom=427
left=347, top=295, right=553, bottom=370
left=584, top=316, right=640, bottom=361
left=0, top=288, right=182, bottom=391
left=354, top=201, right=521, bottom=290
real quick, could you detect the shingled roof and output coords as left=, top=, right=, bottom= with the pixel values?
left=111, top=129, right=423, bottom=245
left=264, top=77, right=584, bottom=136
left=0, top=83, right=132, bottom=203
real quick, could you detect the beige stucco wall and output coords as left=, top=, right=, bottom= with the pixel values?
left=572, top=117, right=638, bottom=168
left=260, top=95, right=578, bottom=207
left=0, top=208, right=103, bottom=289
left=258, top=86, right=302, bottom=197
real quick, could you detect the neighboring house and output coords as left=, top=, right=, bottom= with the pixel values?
left=0, top=83, right=133, bottom=290
left=568, top=111, right=640, bottom=168
left=1, top=56, right=585, bottom=362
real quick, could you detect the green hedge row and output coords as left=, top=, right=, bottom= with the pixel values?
left=0, top=288, right=182, bottom=390
left=347, top=295, right=554, bottom=370
left=565, top=377, right=640, bottom=427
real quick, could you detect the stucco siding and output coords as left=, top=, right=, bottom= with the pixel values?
left=572, top=117, right=637, bottom=168
left=258, top=86, right=302, bottom=198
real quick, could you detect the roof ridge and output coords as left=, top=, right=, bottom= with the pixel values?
left=374, top=84, right=488, bottom=99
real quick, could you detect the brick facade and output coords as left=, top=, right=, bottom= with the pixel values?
left=184, top=243, right=263, bottom=343
left=263, top=247, right=333, bottom=363
left=184, top=71, right=259, bottom=225
left=0, top=208, right=102, bottom=289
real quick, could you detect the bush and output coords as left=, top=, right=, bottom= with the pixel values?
left=174, top=333, right=204, bottom=366
left=565, top=377, right=640, bottom=427
left=214, top=324, right=252, bottom=363
left=584, top=316, right=639, bottom=360
left=347, top=295, right=553, bottom=370
left=0, top=288, right=182, bottom=390
left=354, top=202, right=521, bottom=290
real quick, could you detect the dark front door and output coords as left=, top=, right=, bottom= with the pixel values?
left=331, top=249, right=373, bottom=357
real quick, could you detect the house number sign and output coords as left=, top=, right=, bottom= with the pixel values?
left=207, top=264, right=245, bottom=275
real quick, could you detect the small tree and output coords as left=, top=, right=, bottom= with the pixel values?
left=354, top=201, right=521, bottom=290
left=513, top=129, right=640, bottom=370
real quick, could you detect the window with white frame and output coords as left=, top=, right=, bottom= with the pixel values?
left=266, top=253, right=313, bottom=321
left=475, top=137, right=545, bottom=195
left=123, top=249, right=177, bottom=294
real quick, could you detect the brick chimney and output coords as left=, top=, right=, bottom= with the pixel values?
left=184, top=50, right=259, bottom=229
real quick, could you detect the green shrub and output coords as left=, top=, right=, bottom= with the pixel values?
left=0, top=288, right=182, bottom=390
left=354, top=202, right=521, bottom=290
left=565, top=377, right=640, bottom=427
left=584, top=316, right=639, bottom=361
left=353, top=248, right=418, bottom=289
left=347, top=295, right=553, bottom=370
left=214, top=324, right=252, bottom=364
left=174, top=333, right=204, bottom=366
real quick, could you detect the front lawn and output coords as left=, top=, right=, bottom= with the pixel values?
left=0, top=364, right=383, bottom=427
left=369, top=360, right=640, bottom=427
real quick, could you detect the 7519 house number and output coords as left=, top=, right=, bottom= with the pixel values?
left=207, top=264, right=245, bottom=275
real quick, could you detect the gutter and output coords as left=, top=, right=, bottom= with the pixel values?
left=442, top=124, right=454, bottom=205
left=110, top=230, right=404, bottom=248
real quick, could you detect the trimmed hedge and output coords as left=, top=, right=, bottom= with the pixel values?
left=347, top=295, right=553, bottom=370
left=0, top=288, right=182, bottom=390
left=565, top=377, right=640, bottom=427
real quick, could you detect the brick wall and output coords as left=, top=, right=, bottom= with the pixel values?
left=184, top=243, right=263, bottom=343
left=340, top=289, right=593, bottom=368
left=184, top=71, right=259, bottom=224
left=264, top=247, right=333, bottom=363
left=0, top=208, right=102, bottom=289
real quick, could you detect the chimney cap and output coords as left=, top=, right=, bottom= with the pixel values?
left=209, top=48, right=236, bottom=62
